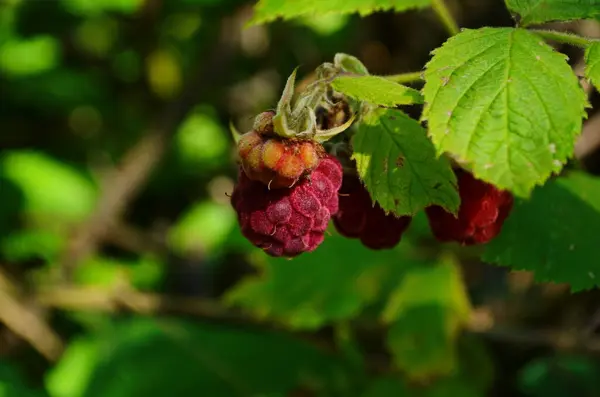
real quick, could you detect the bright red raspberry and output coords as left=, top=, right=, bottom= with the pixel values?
left=333, top=174, right=411, bottom=250
left=231, top=155, right=342, bottom=257
left=237, top=111, right=324, bottom=189
left=425, top=169, right=513, bottom=245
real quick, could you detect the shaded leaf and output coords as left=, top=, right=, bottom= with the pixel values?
left=46, top=318, right=357, bottom=397
left=226, top=233, right=418, bottom=329
left=483, top=171, right=600, bottom=291
left=352, top=108, right=459, bottom=216
left=362, top=378, right=412, bottom=397
left=505, top=0, right=600, bottom=25
left=518, top=355, right=600, bottom=397
left=383, top=257, right=471, bottom=381
left=0, top=361, right=48, bottom=397
left=423, top=27, right=587, bottom=198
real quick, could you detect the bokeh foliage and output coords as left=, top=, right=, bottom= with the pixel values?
left=2, top=0, right=600, bottom=396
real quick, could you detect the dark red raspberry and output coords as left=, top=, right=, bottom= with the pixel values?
left=231, top=155, right=342, bottom=257
left=333, top=174, right=411, bottom=250
left=425, top=169, right=513, bottom=245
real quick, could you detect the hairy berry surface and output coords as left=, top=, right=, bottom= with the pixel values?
left=425, top=170, right=513, bottom=245
left=333, top=174, right=411, bottom=250
left=232, top=155, right=342, bottom=257
left=238, top=131, right=323, bottom=189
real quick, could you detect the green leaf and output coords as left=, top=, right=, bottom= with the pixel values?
left=423, top=27, right=587, bottom=198
left=383, top=257, right=471, bottom=381
left=73, top=255, right=164, bottom=290
left=483, top=171, right=600, bottom=291
left=331, top=75, right=423, bottom=107
left=505, top=0, right=600, bottom=26
left=0, top=151, right=97, bottom=223
left=518, top=355, right=600, bottom=397
left=61, top=0, right=145, bottom=16
left=174, top=105, right=229, bottom=170
left=1, top=230, right=64, bottom=263
left=584, top=42, right=600, bottom=92
left=420, top=336, right=493, bottom=397
left=249, top=0, right=431, bottom=25
left=0, top=36, right=60, bottom=77
left=226, top=233, right=418, bottom=329
left=168, top=201, right=237, bottom=256
left=352, top=108, right=459, bottom=216
left=363, top=336, right=493, bottom=397
left=46, top=318, right=357, bottom=397
left=0, top=361, right=48, bottom=397
left=361, top=378, right=412, bottom=396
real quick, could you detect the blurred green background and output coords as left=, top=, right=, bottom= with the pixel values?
left=2, top=0, right=600, bottom=396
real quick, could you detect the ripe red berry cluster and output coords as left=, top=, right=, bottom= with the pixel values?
left=425, top=169, right=514, bottom=245
left=231, top=112, right=513, bottom=257
left=231, top=111, right=343, bottom=258
left=333, top=174, right=412, bottom=250
left=231, top=155, right=342, bottom=258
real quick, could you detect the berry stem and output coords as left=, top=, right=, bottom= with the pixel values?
left=384, top=71, right=423, bottom=84
left=430, top=0, right=460, bottom=36
left=530, top=29, right=600, bottom=48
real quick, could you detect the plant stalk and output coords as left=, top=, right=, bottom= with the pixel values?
left=431, top=0, right=460, bottom=36
left=531, top=29, right=600, bottom=48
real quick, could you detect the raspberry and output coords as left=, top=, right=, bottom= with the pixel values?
left=237, top=131, right=324, bottom=190
left=231, top=155, right=343, bottom=257
left=425, top=169, right=513, bottom=245
left=333, top=174, right=411, bottom=250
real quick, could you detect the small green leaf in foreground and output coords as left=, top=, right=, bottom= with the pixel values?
left=423, top=27, right=587, bottom=198
left=46, top=318, right=356, bottom=397
left=331, top=75, right=423, bottom=107
left=248, top=0, right=431, bottom=25
left=484, top=171, right=600, bottom=292
left=585, top=42, right=600, bottom=93
left=352, top=108, right=459, bottom=216
left=383, top=258, right=472, bottom=380
left=505, top=0, right=600, bottom=26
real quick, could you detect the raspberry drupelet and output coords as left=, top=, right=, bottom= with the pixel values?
left=425, top=169, right=513, bottom=245
left=231, top=155, right=343, bottom=257
left=333, top=174, right=412, bottom=250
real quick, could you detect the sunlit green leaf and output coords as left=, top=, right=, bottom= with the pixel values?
left=61, top=0, right=145, bottom=15
left=249, top=0, right=431, bottom=25
left=332, top=75, right=423, bottom=106
left=0, top=36, right=60, bottom=77
left=174, top=106, right=229, bottom=170
left=423, top=27, right=587, bottom=198
left=168, top=201, right=237, bottom=256
left=0, top=151, right=97, bottom=223
left=584, top=42, right=600, bottom=92
left=73, top=255, right=164, bottom=290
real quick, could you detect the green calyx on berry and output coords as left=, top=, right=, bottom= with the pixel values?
left=271, top=63, right=357, bottom=144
